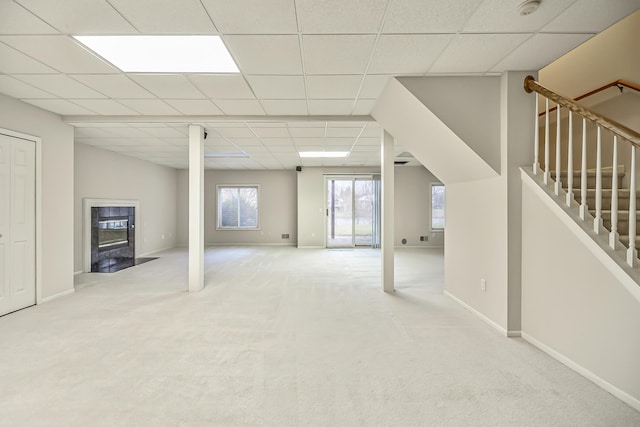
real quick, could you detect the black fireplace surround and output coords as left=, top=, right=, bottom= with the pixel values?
left=91, top=206, right=135, bottom=272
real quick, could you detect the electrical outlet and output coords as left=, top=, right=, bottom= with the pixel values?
left=282, top=233, right=290, bottom=239
left=420, top=235, right=429, bottom=241
left=480, top=278, right=487, bottom=292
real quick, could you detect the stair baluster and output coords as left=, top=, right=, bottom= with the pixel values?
left=580, top=118, right=588, bottom=220
left=533, top=94, right=540, bottom=175
left=555, top=105, right=562, bottom=195
left=566, top=111, right=574, bottom=206
left=594, top=127, right=603, bottom=234
left=544, top=98, right=550, bottom=185
left=610, top=136, right=619, bottom=249
left=628, top=146, right=637, bottom=267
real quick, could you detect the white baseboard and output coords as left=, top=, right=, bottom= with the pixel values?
left=74, top=270, right=83, bottom=276
left=297, top=245, right=325, bottom=249
left=138, top=245, right=174, bottom=257
left=40, top=288, right=75, bottom=304
left=205, top=242, right=296, bottom=247
left=522, top=332, right=640, bottom=412
left=395, top=245, right=445, bottom=249
left=444, top=290, right=508, bottom=337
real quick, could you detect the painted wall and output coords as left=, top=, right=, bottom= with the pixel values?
left=0, top=94, right=74, bottom=300
left=445, top=176, right=508, bottom=330
left=176, top=169, right=297, bottom=246
left=522, top=175, right=640, bottom=407
left=394, top=166, right=444, bottom=248
left=539, top=10, right=640, bottom=99
left=74, top=143, right=178, bottom=272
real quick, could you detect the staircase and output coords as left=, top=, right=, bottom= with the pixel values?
left=552, top=170, right=640, bottom=249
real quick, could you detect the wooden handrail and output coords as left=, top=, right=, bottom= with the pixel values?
left=524, top=75, right=640, bottom=149
left=542, top=79, right=640, bottom=116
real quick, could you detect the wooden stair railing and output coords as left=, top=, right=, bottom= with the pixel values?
left=541, top=79, right=640, bottom=116
left=524, top=76, right=640, bottom=267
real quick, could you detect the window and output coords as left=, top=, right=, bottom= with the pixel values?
left=431, top=184, right=445, bottom=230
left=217, top=185, right=259, bottom=230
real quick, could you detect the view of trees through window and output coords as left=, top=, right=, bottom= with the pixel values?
left=218, top=186, right=258, bottom=229
left=431, top=184, right=445, bottom=230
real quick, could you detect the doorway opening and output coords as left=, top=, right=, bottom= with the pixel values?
left=326, top=175, right=380, bottom=248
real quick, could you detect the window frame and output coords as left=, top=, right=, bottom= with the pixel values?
left=431, top=183, right=445, bottom=232
left=216, top=184, right=260, bottom=231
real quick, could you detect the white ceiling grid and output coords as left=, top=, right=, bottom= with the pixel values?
left=0, top=0, right=637, bottom=169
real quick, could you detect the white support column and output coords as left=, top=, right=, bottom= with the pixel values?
left=189, top=125, right=205, bottom=293
left=381, top=130, right=394, bottom=293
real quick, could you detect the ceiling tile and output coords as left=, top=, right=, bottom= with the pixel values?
left=384, top=0, right=483, bottom=33
left=352, top=99, right=377, bottom=115
left=214, top=99, right=265, bottom=115
left=70, top=99, right=139, bottom=115
left=288, top=127, right=325, bottom=137
left=246, top=75, right=306, bottom=99
left=306, top=75, right=363, bottom=99
left=14, top=74, right=106, bottom=98
left=140, top=127, right=186, bottom=138
left=491, top=33, right=594, bottom=72
left=24, top=99, right=96, bottom=115
left=326, top=127, right=362, bottom=137
left=225, top=35, right=302, bottom=74
left=0, top=75, right=56, bottom=99
left=250, top=127, right=290, bottom=138
left=308, top=100, right=355, bottom=115
left=215, top=127, right=253, bottom=138
left=165, top=99, right=223, bottom=115
left=105, top=127, right=157, bottom=138
left=15, top=0, right=136, bottom=34
left=0, top=1, right=58, bottom=34
left=359, top=75, right=392, bottom=99
left=0, top=43, right=56, bottom=73
left=0, top=36, right=118, bottom=73
left=229, top=137, right=262, bottom=145
left=356, top=137, right=381, bottom=145
left=70, top=74, right=155, bottom=99
left=260, top=100, right=308, bottom=115
left=129, top=75, right=206, bottom=99
left=293, top=138, right=325, bottom=145
left=543, top=0, right=640, bottom=32
left=429, top=34, right=529, bottom=73
left=463, top=0, right=574, bottom=33
left=108, top=0, right=218, bottom=34
left=368, top=34, right=453, bottom=74
left=117, top=99, right=181, bottom=115
left=296, top=0, right=387, bottom=33
left=189, top=75, right=255, bottom=99
left=303, top=35, right=376, bottom=75
left=201, top=0, right=297, bottom=34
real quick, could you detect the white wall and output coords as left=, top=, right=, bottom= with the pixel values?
left=394, top=166, right=444, bottom=248
left=297, top=166, right=379, bottom=248
left=0, top=94, right=74, bottom=300
left=176, top=169, right=297, bottom=246
left=522, top=175, right=640, bottom=408
left=74, top=143, right=178, bottom=272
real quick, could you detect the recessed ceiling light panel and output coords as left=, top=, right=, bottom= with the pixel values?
left=299, top=151, right=349, bottom=158
left=205, top=151, right=248, bottom=158
left=74, top=35, right=240, bottom=73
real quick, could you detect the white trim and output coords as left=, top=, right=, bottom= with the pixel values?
left=522, top=332, right=640, bottom=412
left=395, top=245, right=444, bottom=248
left=215, top=184, right=260, bottom=231
left=0, top=128, right=42, bottom=306
left=297, top=245, right=325, bottom=249
left=40, top=288, right=75, bottom=304
left=63, top=114, right=374, bottom=124
left=138, top=246, right=173, bottom=257
left=521, top=168, right=640, bottom=303
left=507, top=330, right=522, bottom=337
left=444, top=290, right=508, bottom=336
left=74, top=270, right=83, bottom=276
left=205, top=242, right=296, bottom=247
left=82, top=198, right=140, bottom=273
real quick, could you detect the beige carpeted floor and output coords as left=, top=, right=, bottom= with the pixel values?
left=0, top=246, right=638, bottom=426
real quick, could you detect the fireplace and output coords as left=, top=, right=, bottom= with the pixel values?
left=91, top=206, right=135, bottom=272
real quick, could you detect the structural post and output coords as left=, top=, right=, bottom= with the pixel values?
left=381, top=130, right=395, bottom=293
left=189, top=125, right=205, bottom=292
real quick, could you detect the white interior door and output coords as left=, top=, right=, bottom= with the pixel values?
left=0, top=135, right=35, bottom=316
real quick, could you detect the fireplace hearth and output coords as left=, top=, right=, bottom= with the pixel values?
left=91, top=206, right=135, bottom=273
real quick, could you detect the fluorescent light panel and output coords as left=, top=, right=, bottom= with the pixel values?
left=205, top=151, right=248, bottom=158
left=299, top=151, right=349, bottom=158
left=74, top=35, right=239, bottom=73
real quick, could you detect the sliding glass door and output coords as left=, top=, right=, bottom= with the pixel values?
left=326, top=176, right=377, bottom=248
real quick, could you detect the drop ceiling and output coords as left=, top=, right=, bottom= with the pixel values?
left=0, top=0, right=638, bottom=169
